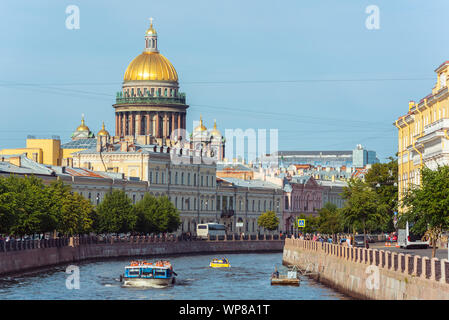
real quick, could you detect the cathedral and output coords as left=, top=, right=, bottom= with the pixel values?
left=62, top=20, right=225, bottom=174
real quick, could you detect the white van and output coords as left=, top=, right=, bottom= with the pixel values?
left=196, top=223, right=226, bottom=239
left=398, top=221, right=430, bottom=249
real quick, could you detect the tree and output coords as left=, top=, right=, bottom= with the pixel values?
left=257, top=211, right=279, bottom=233
left=317, top=202, right=342, bottom=235
left=340, top=178, right=389, bottom=242
left=365, top=157, right=398, bottom=232
left=96, top=189, right=136, bottom=234
left=44, top=180, right=72, bottom=234
left=8, top=175, right=49, bottom=237
left=155, top=196, right=181, bottom=233
left=134, top=193, right=159, bottom=234
left=58, top=192, right=95, bottom=236
left=402, top=165, right=449, bottom=258
left=296, top=213, right=319, bottom=234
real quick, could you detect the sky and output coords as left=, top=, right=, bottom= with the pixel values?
left=0, top=0, right=448, bottom=162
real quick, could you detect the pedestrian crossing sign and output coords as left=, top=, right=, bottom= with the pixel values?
left=297, top=219, right=305, bottom=228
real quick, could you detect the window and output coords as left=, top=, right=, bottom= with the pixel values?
left=155, top=172, right=159, bottom=184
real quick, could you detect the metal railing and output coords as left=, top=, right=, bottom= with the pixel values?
left=0, top=234, right=286, bottom=253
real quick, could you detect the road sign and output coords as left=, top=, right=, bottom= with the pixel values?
left=297, top=219, right=305, bottom=228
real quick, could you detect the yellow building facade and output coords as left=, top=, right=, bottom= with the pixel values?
left=395, top=61, right=449, bottom=209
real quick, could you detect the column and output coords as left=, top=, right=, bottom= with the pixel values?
left=157, top=113, right=161, bottom=138
left=122, top=113, right=126, bottom=136
left=177, top=113, right=181, bottom=133
left=130, top=113, right=135, bottom=137
left=146, top=112, right=151, bottom=135
left=136, top=113, right=141, bottom=136
left=115, top=113, right=119, bottom=137
left=165, top=113, right=169, bottom=138
left=171, top=113, right=176, bottom=139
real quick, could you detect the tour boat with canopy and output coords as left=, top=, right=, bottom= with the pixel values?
left=120, top=260, right=177, bottom=287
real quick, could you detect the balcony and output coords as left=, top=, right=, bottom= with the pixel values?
left=221, top=209, right=235, bottom=218
left=115, top=92, right=186, bottom=106
left=424, top=118, right=449, bottom=136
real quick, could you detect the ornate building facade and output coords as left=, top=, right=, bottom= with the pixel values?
left=395, top=61, right=449, bottom=208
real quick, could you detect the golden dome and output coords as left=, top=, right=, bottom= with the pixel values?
left=146, top=24, right=157, bottom=35
left=146, top=18, right=157, bottom=35
left=210, top=119, right=221, bottom=137
left=76, top=116, right=90, bottom=132
left=97, top=122, right=110, bottom=137
left=194, top=115, right=207, bottom=132
left=124, top=51, right=178, bottom=82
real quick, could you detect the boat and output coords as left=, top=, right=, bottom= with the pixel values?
left=120, top=260, right=177, bottom=287
left=209, top=258, right=231, bottom=268
left=270, top=266, right=300, bottom=286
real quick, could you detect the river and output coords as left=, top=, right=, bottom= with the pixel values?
left=0, top=252, right=347, bottom=300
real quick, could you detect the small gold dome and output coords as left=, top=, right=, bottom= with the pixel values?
left=97, top=122, right=110, bottom=137
left=146, top=24, right=157, bottom=35
left=124, top=52, right=178, bottom=82
left=210, top=119, right=221, bottom=137
left=76, top=117, right=90, bottom=132
left=194, top=115, right=207, bottom=132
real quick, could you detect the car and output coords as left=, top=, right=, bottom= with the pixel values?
left=353, top=235, right=368, bottom=248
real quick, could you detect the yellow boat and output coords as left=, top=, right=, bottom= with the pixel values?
left=209, top=258, right=231, bottom=268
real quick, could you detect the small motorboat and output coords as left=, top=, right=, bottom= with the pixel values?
left=120, top=260, right=177, bottom=287
left=270, top=266, right=300, bottom=286
left=209, top=258, right=231, bottom=268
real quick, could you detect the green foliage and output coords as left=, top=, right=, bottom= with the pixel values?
left=364, top=157, right=398, bottom=232
left=296, top=213, right=319, bottom=234
left=340, top=178, right=389, bottom=235
left=257, top=210, right=279, bottom=231
left=0, top=175, right=95, bottom=236
left=96, top=189, right=136, bottom=234
left=134, top=193, right=159, bottom=234
left=317, top=202, right=342, bottom=234
left=156, top=196, right=181, bottom=233
left=134, top=194, right=181, bottom=234
left=401, top=165, right=449, bottom=257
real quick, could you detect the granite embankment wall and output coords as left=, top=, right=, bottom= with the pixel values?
left=0, top=236, right=283, bottom=276
left=283, top=238, right=449, bottom=300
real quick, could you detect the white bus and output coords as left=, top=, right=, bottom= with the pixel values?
left=196, top=223, right=226, bottom=239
